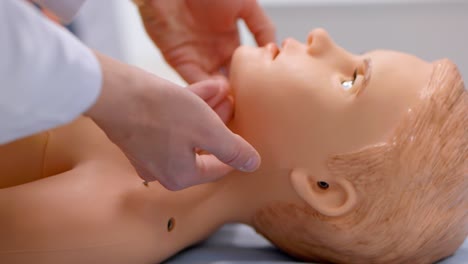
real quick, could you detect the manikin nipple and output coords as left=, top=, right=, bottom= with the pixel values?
left=167, top=217, right=175, bottom=232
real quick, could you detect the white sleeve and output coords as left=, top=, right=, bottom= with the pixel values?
left=33, top=0, right=86, bottom=23
left=0, top=0, right=102, bottom=144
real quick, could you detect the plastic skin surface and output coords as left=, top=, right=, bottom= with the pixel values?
left=229, top=28, right=432, bottom=183
left=0, top=29, right=466, bottom=264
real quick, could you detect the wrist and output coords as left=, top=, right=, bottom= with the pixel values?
left=84, top=51, right=139, bottom=122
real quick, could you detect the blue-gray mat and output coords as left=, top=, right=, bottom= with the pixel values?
left=165, top=224, right=468, bottom=264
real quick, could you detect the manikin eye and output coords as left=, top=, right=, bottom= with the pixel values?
left=341, top=69, right=358, bottom=91
left=317, top=181, right=330, bottom=190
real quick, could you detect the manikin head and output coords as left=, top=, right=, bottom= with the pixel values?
left=228, top=29, right=468, bottom=263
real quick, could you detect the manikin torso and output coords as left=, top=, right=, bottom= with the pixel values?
left=0, top=116, right=303, bottom=263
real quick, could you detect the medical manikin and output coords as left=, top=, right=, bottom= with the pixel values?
left=0, top=29, right=466, bottom=264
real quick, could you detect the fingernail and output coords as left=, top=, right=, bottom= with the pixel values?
left=240, top=155, right=260, bottom=172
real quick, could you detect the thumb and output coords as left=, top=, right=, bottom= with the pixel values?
left=187, top=78, right=229, bottom=108
left=201, top=131, right=261, bottom=173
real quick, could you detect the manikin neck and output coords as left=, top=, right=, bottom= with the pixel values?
left=207, top=120, right=305, bottom=225
left=211, top=166, right=302, bottom=225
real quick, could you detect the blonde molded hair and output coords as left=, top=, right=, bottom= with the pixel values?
left=252, top=59, right=468, bottom=264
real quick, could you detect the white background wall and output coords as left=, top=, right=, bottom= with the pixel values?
left=76, top=0, right=468, bottom=84
left=257, top=0, right=468, bottom=82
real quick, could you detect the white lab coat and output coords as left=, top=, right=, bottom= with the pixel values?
left=0, top=0, right=101, bottom=144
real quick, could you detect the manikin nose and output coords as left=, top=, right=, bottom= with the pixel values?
left=307, top=28, right=334, bottom=55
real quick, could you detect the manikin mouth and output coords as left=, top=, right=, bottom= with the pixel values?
left=265, top=43, right=280, bottom=60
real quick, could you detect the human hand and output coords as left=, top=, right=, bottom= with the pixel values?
left=186, top=77, right=234, bottom=125
left=135, top=0, right=275, bottom=83
left=86, top=52, right=260, bottom=190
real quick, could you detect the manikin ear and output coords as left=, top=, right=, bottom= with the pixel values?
left=289, top=169, right=357, bottom=217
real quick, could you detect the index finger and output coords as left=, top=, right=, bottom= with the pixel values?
left=238, top=0, right=276, bottom=46
left=176, top=62, right=213, bottom=84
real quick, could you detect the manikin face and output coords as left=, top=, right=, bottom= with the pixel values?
left=229, top=28, right=433, bottom=175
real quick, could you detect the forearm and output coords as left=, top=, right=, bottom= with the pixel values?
left=84, top=51, right=142, bottom=123
left=83, top=51, right=176, bottom=143
left=0, top=0, right=101, bottom=145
